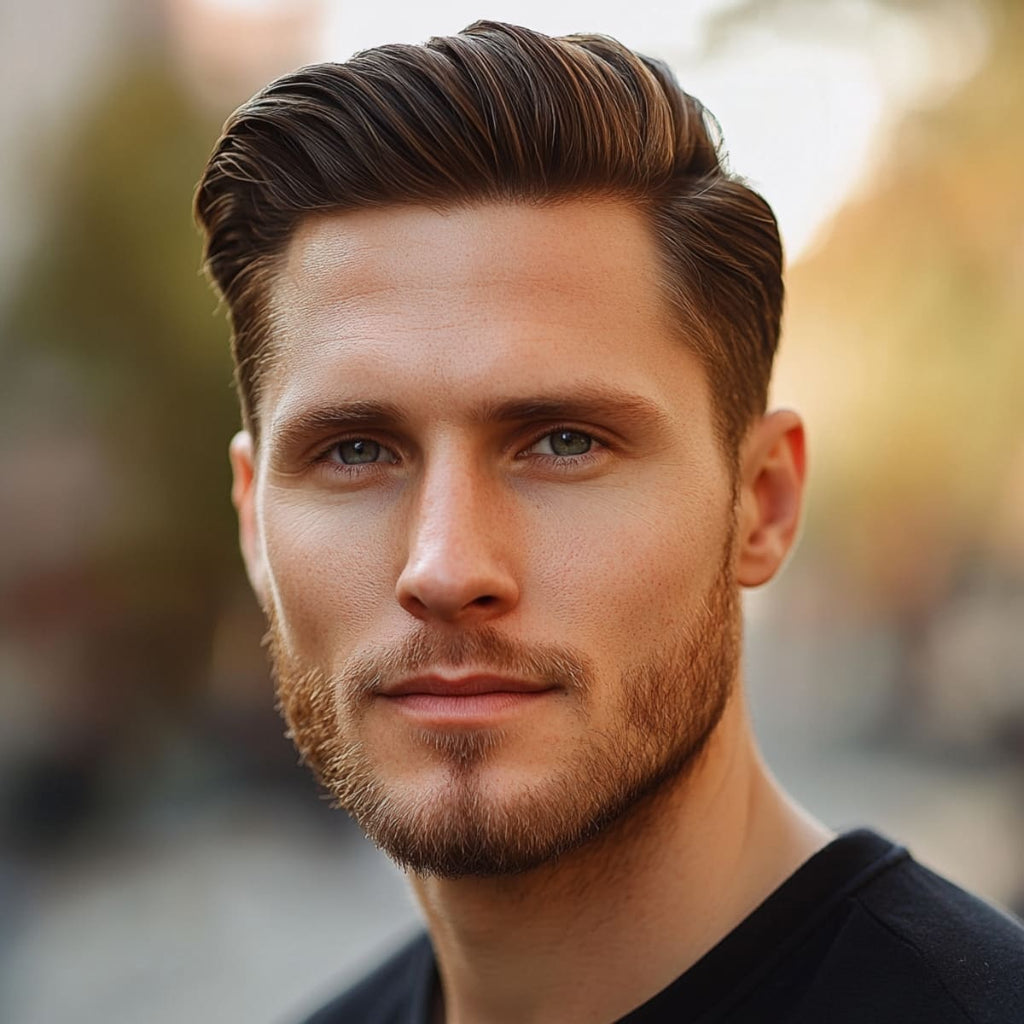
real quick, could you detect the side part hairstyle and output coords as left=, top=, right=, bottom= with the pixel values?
left=195, top=20, right=784, bottom=456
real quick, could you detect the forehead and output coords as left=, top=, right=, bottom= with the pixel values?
left=261, top=200, right=709, bottom=434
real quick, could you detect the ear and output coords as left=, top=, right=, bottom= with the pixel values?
left=229, top=430, right=269, bottom=606
left=735, top=410, right=806, bottom=588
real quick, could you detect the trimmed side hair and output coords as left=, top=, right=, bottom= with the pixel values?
left=195, top=20, right=783, bottom=454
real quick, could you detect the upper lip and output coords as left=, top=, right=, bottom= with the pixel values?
left=382, top=674, right=554, bottom=697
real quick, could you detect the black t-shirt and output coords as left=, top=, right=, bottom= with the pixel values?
left=297, top=830, right=1024, bottom=1023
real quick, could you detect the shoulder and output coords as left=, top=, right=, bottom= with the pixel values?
left=736, top=830, right=1024, bottom=1024
left=840, top=851, right=1024, bottom=1023
left=296, top=932, right=435, bottom=1024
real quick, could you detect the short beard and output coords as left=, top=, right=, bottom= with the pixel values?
left=269, top=539, right=739, bottom=879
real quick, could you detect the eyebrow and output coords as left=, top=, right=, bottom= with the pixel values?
left=269, top=385, right=670, bottom=454
left=270, top=400, right=406, bottom=455
left=472, top=386, right=669, bottom=431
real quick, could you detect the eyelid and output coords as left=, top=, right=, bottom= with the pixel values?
left=518, top=424, right=609, bottom=458
left=312, top=434, right=402, bottom=468
left=305, top=424, right=610, bottom=467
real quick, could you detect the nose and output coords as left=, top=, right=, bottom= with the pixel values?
left=395, top=456, right=520, bottom=626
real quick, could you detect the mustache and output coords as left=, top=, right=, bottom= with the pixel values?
left=334, top=626, right=595, bottom=697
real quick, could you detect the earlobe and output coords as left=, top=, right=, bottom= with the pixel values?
left=735, top=410, right=806, bottom=588
left=228, top=430, right=269, bottom=605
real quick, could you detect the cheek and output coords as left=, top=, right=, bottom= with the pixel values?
left=259, top=491, right=398, bottom=663
left=529, top=475, right=731, bottom=653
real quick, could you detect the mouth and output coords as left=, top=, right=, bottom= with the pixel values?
left=379, top=673, right=558, bottom=724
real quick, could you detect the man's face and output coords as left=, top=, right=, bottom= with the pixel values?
left=237, top=200, right=742, bottom=876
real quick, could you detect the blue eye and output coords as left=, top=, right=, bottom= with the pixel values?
left=333, top=439, right=395, bottom=465
left=531, top=430, right=594, bottom=456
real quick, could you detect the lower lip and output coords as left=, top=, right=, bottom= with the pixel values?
left=383, top=691, right=553, bottom=722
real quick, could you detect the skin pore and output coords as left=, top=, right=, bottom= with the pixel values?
left=230, top=199, right=832, bottom=1023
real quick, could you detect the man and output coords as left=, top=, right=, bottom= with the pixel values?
left=195, top=21, right=1024, bottom=1024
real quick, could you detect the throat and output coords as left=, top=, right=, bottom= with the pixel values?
left=411, top=717, right=831, bottom=1024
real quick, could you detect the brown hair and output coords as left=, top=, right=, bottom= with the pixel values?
left=195, top=20, right=783, bottom=454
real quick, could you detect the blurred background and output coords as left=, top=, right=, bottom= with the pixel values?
left=0, top=0, right=1021, bottom=1021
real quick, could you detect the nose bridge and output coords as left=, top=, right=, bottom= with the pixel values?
left=396, top=442, right=518, bottom=623
left=414, top=448, right=488, bottom=565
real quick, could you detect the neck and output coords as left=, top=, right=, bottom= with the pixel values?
left=410, top=694, right=831, bottom=1024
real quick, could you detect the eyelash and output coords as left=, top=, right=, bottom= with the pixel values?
left=312, top=438, right=398, bottom=479
left=517, top=427, right=606, bottom=468
left=311, top=426, right=607, bottom=476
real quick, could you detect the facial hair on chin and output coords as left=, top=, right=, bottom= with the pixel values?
left=269, top=541, right=739, bottom=879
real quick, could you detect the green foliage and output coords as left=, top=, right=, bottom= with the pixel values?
left=2, top=56, right=243, bottom=705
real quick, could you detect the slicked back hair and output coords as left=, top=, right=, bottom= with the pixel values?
left=195, top=20, right=784, bottom=457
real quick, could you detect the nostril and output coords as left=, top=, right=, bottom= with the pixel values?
left=473, top=595, right=498, bottom=607
left=402, top=594, right=428, bottom=616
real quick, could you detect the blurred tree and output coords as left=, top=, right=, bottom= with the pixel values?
left=803, top=2, right=1018, bottom=574
left=0, top=53, right=250, bottom=840
left=711, top=0, right=1022, bottom=577
left=712, top=0, right=1024, bottom=735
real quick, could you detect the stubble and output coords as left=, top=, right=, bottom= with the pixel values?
left=270, top=537, right=740, bottom=878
